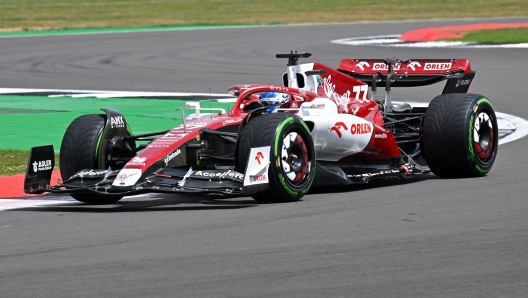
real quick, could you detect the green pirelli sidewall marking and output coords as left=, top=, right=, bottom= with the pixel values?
left=126, top=124, right=134, bottom=136
left=477, top=98, right=493, bottom=108
left=274, top=117, right=297, bottom=197
left=300, top=119, right=314, bottom=194
left=274, top=117, right=294, bottom=156
left=476, top=164, right=488, bottom=174
left=473, top=98, right=493, bottom=174
left=95, top=131, right=104, bottom=160
left=468, top=115, right=475, bottom=162
left=279, top=173, right=298, bottom=197
left=300, top=120, right=310, bottom=133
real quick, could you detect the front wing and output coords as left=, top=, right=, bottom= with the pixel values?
left=25, top=167, right=248, bottom=197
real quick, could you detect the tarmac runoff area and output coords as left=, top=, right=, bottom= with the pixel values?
left=0, top=88, right=527, bottom=205
left=332, top=22, right=528, bottom=48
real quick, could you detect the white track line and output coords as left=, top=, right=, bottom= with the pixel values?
left=0, top=88, right=235, bottom=100
left=0, top=195, right=149, bottom=211
left=332, top=35, right=528, bottom=48
left=0, top=198, right=78, bottom=211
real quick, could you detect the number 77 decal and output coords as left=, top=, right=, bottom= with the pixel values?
left=353, top=85, right=369, bottom=103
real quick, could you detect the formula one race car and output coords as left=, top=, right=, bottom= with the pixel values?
left=24, top=52, right=498, bottom=204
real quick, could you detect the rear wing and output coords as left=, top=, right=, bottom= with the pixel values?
left=337, top=58, right=475, bottom=94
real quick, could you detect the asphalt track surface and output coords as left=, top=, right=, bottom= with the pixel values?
left=2, top=17, right=528, bottom=297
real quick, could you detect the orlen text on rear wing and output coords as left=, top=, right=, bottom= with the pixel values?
left=337, top=58, right=475, bottom=94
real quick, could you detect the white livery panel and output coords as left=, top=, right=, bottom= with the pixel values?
left=302, top=113, right=373, bottom=161
left=243, top=146, right=271, bottom=186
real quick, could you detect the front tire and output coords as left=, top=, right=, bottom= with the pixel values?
left=236, top=113, right=316, bottom=203
left=422, top=93, right=498, bottom=177
left=60, top=114, right=123, bottom=204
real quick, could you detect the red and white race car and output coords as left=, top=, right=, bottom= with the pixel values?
left=25, top=52, right=498, bottom=204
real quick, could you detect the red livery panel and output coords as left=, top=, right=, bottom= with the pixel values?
left=338, top=58, right=472, bottom=75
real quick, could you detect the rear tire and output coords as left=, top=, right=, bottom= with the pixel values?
left=422, top=93, right=498, bottom=177
left=60, top=114, right=123, bottom=204
left=236, top=113, right=315, bottom=203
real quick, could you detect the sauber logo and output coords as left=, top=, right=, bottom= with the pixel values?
left=424, top=63, right=452, bottom=71
left=255, top=152, right=264, bottom=165
left=331, top=122, right=372, bottom=138
left=330, top=122, right=348, bottom=138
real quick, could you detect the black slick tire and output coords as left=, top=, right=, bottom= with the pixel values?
left=236, top=113, right=315, bottom=203
left=60, top=114, right=123, bottom=204
left=422, top=93, right=498, bottom=177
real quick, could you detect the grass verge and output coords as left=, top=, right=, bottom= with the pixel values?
left=448, top=27, right=528, bottom=43
left=1, top=0, right=528, bottom=32
left=0, top=149, right=59, bottom=176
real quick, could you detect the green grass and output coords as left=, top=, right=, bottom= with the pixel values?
left=0, top=149, right=59, bottom=176
left=1, top=0, right=527, bottom=32
left=448, top=27, right=528, bottom=43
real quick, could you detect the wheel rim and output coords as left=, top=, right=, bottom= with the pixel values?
left=280, top=130, right=311, bottom=185
left=473, top=110, right=495, bottom=163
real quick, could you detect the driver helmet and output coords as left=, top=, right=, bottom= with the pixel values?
left=259, top=92, right=291, bottom=107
